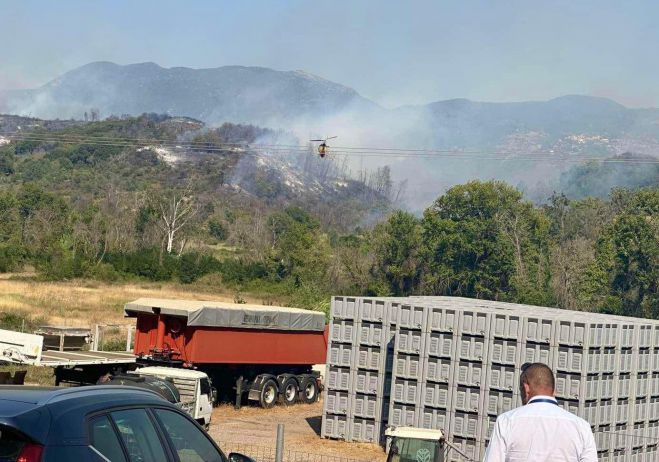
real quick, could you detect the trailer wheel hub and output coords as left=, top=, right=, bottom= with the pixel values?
left=305, top=382, right=316, bottom=400
left=264, top=386, right=276, bottom=404
left=285, top=384, right=296, bottom=400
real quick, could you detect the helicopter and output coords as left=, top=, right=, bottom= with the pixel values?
left=309, top=136, right=337, bottom=158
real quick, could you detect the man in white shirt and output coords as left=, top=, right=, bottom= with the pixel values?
left=483, top=362, right=597, bottom=462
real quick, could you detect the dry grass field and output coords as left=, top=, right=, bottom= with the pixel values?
left=0, top=274, right=279, bottom=328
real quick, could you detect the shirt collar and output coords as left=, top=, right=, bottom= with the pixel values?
left=528, top=395, right=557, bottom=404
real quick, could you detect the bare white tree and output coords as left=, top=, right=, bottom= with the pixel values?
left=155, top=188, right=198, bottom=254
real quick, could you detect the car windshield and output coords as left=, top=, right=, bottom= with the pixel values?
left=0, top=427, right=27, bottom=462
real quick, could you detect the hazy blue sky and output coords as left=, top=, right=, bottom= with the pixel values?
left=2, top=0, right=657, bottom=107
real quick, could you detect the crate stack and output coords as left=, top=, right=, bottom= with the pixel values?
left=321, top=296, right=659, bottom=462
left=322, top=297, right=396, bottom=443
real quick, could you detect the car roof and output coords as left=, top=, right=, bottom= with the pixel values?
left=0, top=385, right=177, bottom=444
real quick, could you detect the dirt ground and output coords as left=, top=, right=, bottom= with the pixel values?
left=209, top=399, right=386, bottom=462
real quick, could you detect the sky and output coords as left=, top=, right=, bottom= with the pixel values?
left=1, top=0, right=658, bottom=108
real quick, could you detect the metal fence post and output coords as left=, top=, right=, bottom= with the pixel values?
left=275, top=424, right=284, bottom=462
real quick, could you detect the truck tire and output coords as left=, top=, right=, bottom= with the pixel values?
left=259, top=379, right=278, bottom=408
left=279, top=377, right=299, bottom=406
left=300, top=376, right=319, bottom=404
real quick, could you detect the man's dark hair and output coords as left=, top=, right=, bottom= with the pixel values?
left=520, top=362, right=555, bottom=391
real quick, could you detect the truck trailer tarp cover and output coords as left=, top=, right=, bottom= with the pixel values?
left=124, top=298, right=325, bottom=332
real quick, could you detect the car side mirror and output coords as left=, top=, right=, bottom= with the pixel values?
left=228, top=452, right=256, bottom=462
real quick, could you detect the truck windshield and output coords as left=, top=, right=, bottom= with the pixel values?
left=389, top=437, right=441, bottom=462
left=200, top=378, right=211, bottom=395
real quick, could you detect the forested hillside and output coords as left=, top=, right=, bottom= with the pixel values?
left=0, top=114, right=657, bottom=318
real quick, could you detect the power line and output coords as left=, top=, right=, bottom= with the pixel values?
left=4, top=132, right=659, bottom=164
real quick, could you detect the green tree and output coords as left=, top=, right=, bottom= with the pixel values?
left=582, top=188, right=659, bottom=317
left=421, top=181, right=551, bottom=302
left=372, top=211, right=422, bottom=295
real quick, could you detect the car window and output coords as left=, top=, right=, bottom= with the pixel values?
left=89, top=416, right=127, bottom=462
left=110, top=409, right=168, bottom=462
left=200, top=379, right=211, bottom=395
left=0, top=427, right=26, bottom=462
left=154, top=409, right=223, bottom=462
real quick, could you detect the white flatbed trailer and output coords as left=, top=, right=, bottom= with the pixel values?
left=0, top=328, right=136, bottom=384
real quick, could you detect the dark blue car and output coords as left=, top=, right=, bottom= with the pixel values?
left=0, top=385, right=253, bottom=462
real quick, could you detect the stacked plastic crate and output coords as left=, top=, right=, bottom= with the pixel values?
left=322, top=296, right=659, bottom=461
left=321, top=296, right=395, bottom=443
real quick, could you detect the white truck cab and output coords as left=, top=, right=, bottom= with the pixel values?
left=131, top=366, right=214, bottom=428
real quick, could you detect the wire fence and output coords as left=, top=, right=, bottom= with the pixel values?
left=219, top=441, right=375, bottom=462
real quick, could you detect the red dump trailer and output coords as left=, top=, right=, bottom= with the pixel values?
left=124, top=298, right=328, bottom=407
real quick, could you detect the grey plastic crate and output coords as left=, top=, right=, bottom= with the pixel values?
left=321, top=413, right=349, bottom=439
left=481, top=415, right=497, bottom=442
left=358, top=298, right=387, bottom=323
left=458, top=310, right=491, bottom=337
left=349, top=418, right=380, bottom=443
left=489, top=338, right=520, bottom=366
left=483, top=389, right=515, bottom=416
left=327, top=365, right=352, bottom=391
left=450, top=411, right=482, bottom=439
left=633, top=397, right=648, bottom=423
left=426, top=331, right=457, bottom=358
left=636, top=324, right=653, bottom=348
left=652, top=348, right=659, bottom=371
left=617, top=348, right=634, bottom=374
left=615, top=374, right=632, bottom=399
left=418, top=405, right=449, bottom=431
left=352, top=393, right=380, bottom=419
left=600, top=348, right=617, bottom=374
left=522, top=316, right=554, bottom=344
left=446, top=437, right=481, bottom=462
left=454, top=360, right=485, bottom=388
left=589, top=322, right=620, bottom=348
left=393, top=352, right=424, bottom=381
left=594, top=425, right=613, bottom=454
left=395, top=327, right=425, bottom=355
left=327, top=343, right=354, bottom=368
left=614, top=399, right=630, bottom=424
left=457, top=335, right=487, bottom=362
left=554, top=346, right=601, bottom=374
left=425, top=306, right=459, bottom=333
left=618, top=324, right=637, bottom=349
left=329, top=319, right=357, bottom=344
left=395, top=303, right=426, bottom=330
left=486, top=364, right=516, bottom=392
left=520, top=342, right=552, bottom=366
left=490, top=312, right=522, bottom=340
left=392, top=377, right=422, bottom=405
left=354, top=345, right=385, bottom=371
left=636, top=348, right=651, bottom=373
left=554, top=372, right=601, bottom=400
left=331, top=296, right=359, bottom=320
left=599, top=374, right=615, bottom=400
left=452, top=385, right=482, bottom=413
left=648, top=397, right=659, bottom=421
left=651, top=373, right=659, bottom=397
left=352, top=369, right=380, bottom=395
left=584, top=400, right=615, bottom=427
left=635, top=373, right=649, bottom=399
left=423, top=356, right=453, bottom=384
left=389, top=402, right=418, bottom=427
left=421, top=382, right=451, bottom=409
left=357, top=321, right=386, bottom=346
left=325, top=390, right=350, bottom=415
